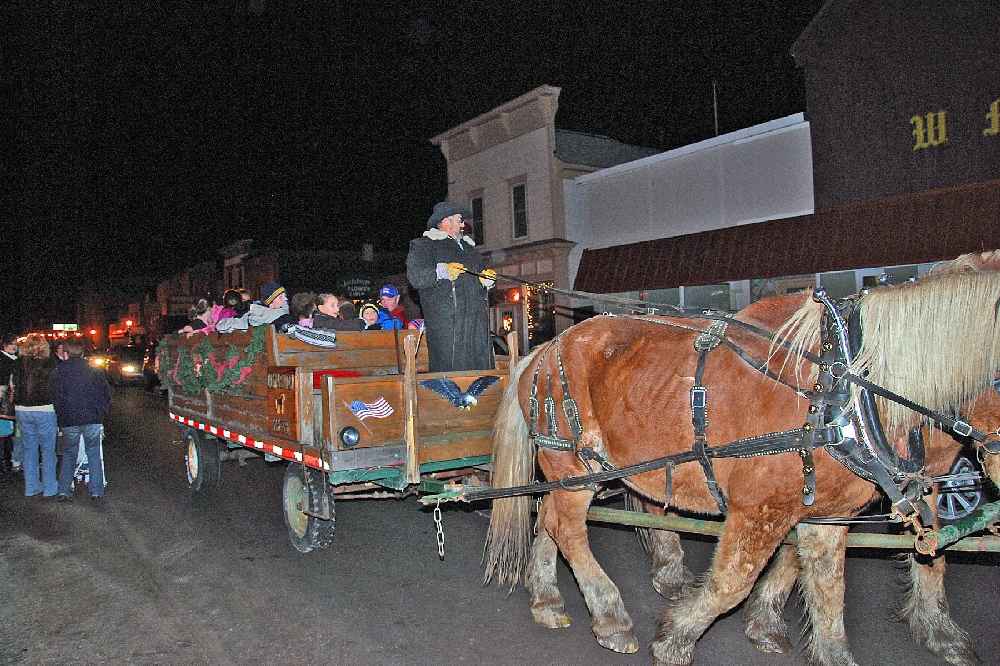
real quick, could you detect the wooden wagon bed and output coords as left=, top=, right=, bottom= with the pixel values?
left=162, top=326, right=514, bottom=492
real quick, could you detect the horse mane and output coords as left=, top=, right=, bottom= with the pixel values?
left=769, top=296, right=823, bottom=385
left=764, top=251, right=1000, bottom=436
left=854, top=251, right=1000, bottom=435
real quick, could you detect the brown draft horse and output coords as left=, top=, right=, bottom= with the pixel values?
left=631, top=386, right=1000, bottom=666
left=742, top=389, right=1000, bottom=666
left=484, top=251, right=1000, bottom=666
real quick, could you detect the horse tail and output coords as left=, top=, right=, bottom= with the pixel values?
left=483, top=345, right=544, bottom=590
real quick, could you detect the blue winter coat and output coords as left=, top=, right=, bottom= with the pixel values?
left=49, top=357, right=112, bottom=427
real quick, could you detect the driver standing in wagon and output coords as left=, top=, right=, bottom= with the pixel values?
left=406, top=201, right=496, bottom=373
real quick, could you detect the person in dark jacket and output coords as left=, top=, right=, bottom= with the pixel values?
left=13, top=335, right=59, bottom=497
left=313, top=294, right=365, bottom=332
left=50, top=337, right=112, bottom=501
left=406, top=201, right=497, bottom=372
left=0, top=334, right=19, bottom=472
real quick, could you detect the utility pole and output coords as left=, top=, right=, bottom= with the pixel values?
left=713, top=80, right=719, bottom=137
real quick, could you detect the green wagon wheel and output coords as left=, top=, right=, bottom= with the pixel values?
left=282, top=463, right=336, bottom=553
left=183, top=427, right=221, bottom=494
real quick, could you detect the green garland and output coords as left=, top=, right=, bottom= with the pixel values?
left=160, top=325, right=267, bottom=395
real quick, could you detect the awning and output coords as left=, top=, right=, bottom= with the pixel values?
left=574, top=179, right=1000, bottom=293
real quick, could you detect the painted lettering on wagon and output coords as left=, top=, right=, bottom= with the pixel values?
left=267, top=372, right=295, bottom=390
left=267, top=367, right=299, bottom=440
left=272, top=417, right=292, bottom=435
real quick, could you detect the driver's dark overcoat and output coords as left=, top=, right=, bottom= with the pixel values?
left=406, top=232, right=493, bottom=373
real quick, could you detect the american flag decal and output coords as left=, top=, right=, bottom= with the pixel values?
left=348, top=397, right=394, bottom=420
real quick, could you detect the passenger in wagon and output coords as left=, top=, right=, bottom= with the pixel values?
left=214, top=282, right=292, bottom=334
left=359, top=302, right=385, bottom=330
left=338, top=300, right=357, bottom=321
left=177, top=299, right=213, bottom=337
left=406, top=201, right=495, bottom=372
left=184, top=290, right=245, bottom=337
left=378, top=284, right=408, bottom=329
left=289, top=291, right=318, bottom=327
left=313, top=294, right=365, bottom=332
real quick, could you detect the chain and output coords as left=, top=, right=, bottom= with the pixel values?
left=434, top=499, right=445, bottom=559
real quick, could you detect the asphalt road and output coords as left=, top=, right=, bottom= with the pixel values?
left=1, top=386, right=999, bottom=665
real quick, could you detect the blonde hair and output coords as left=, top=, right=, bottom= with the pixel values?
left=19, top=335, right=51, bottom=359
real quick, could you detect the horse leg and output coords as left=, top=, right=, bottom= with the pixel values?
left=795, top=523, right=858, bottom=666
left=525, top=494, right=572, bottom=629
left=629, top=497, right=695, bottom=600
left=652, top=509, right=792, bottom=666
left=648, top=528, right=696, bottom=600
left=743, top=544, right=798, bottom=653
left=896, top=552, right=980, bottom=665
left=543, top=487, right=639, bottom=653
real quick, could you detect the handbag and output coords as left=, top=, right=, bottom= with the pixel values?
left=0, top=376, right=14, bottom=420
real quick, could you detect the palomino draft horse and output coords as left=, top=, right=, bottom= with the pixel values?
left=631, top=380, right=1000, bottom=665
left=724, top=384, right=998, bottom=665
left=485, top=251, right=1000, bottom=666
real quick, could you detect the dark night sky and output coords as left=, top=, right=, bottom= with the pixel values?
left=6, top=0, right=824, bottom=331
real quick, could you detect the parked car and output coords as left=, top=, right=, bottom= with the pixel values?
left=142, top=345, right=161, bottom=392
left=87, top=348, right=112, bottom=371
left=106, top=346, right=146, bottom=385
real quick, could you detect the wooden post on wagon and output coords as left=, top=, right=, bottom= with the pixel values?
left=404, top=333, right=419, bottom=485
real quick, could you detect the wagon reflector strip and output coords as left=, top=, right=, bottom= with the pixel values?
left=170, top=412, right=330, bottom=471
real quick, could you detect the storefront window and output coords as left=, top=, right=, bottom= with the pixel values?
left=683, top=283, right=730, bottom=310
left=526, top=282, right=555, bottom=347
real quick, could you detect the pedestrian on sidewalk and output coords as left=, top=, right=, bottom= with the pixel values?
left=50, top=337, right=111, bottom=501
left=0, top=333, right=19, bottom=472
left=13, top=335, right=58, bottom=496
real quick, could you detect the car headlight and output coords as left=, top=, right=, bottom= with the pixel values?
left=91, top=358, right=105, bottom=366
left=122, top=365, right=136, bottom=373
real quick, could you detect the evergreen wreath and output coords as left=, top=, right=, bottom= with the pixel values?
left=160, top=325, right=267, bottom=395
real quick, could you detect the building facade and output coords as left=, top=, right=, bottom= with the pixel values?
left=575, top=0, right=1000, bottom=308
left=430, top=85, right=659, bottom=350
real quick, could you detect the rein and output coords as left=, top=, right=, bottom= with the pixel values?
left=513, top=285, right=1000, bottom=556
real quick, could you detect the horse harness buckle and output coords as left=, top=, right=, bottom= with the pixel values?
left=690, top=319, right=730, bottom=514
left=529, top=346, right=614, bottom=491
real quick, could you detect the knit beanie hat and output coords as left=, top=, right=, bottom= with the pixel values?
left=359, top=302, right=381, bottom=318
left=261, top=282, right=286, bottom=306
left=426, top=201, right=473, bottom=230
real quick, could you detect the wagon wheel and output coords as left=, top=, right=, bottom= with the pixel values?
left=283, top=463, right=336, bottom=553
left=937, top=455, right=982, bottom=523
left=183, top=427, right=221, bottom=494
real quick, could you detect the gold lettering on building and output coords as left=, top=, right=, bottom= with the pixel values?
left=911, top=110, right=948, bottom=150
left=985, top=99, right=1000, bottom=137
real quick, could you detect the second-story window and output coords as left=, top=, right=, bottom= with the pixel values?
left=512, top=183, right=527, bottom=239
left=470, top=196, right=484, bottom=246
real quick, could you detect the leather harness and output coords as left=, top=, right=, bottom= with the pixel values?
left=527, top=290, right=993, bottom=555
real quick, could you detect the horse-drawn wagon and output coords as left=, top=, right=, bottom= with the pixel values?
left=158, top=325, right=516, bottom=552
left=159, top=251, right=1000, bottom=666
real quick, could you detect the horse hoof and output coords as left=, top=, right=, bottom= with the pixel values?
left=596, top=630, right=639, bottom=654
left=653, top=579, right=685, bottom=600
left=930, top=646, right=980, bottom=666
left=748, top=633, right=794, bottom=654
left=531, top=605, right=572, bottom=629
